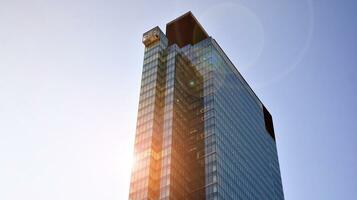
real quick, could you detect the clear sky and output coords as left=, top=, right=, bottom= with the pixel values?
left=0, top=0, right=356, bottom=199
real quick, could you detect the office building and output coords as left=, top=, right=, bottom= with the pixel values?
left=129, top=12, right=284, bottom=200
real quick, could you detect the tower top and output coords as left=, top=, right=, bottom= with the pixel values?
left=166, top=11, right=209, bottom=47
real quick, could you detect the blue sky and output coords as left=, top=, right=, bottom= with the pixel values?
left=0, top=0, right=356, bottom=199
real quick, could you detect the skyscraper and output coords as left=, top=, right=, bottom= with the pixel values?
left=129, top=12, right=284, bottom=200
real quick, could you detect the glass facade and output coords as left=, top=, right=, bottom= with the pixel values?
left=129, top=12, right=284, bottom=200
